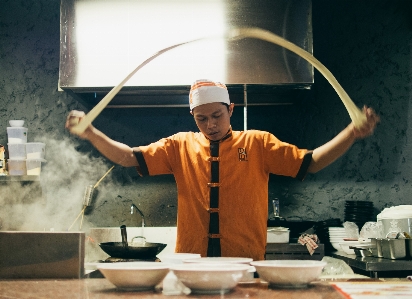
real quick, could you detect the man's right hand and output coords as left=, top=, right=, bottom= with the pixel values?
left=65, top=110, right=93, bottom=139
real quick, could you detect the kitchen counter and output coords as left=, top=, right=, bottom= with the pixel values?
left=331, top=252, right=412, bottom=278
left=0, top=278, right=344, bottom=298
left=2, top=277, right=412, bottom=298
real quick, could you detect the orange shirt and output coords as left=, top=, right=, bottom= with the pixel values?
left=134, top=129, right=311, bottom=261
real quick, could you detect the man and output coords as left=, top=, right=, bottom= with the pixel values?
left=66, top=79, right=379, bottom=261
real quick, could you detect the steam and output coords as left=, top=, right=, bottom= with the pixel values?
left=0, top=135, right=117, bottom=232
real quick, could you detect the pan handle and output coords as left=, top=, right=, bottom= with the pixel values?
left=120, top=225, right=128, bottom=248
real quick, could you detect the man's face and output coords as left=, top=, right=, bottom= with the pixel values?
left=192, top=102, right=234, bottom=141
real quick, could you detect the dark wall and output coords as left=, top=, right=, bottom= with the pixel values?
left=0, top=0, right=411, bottom=231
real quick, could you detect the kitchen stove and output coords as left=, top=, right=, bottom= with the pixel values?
left=99, top=257, right=159, bottom=263
left=84, top=257, right=160, bottom=278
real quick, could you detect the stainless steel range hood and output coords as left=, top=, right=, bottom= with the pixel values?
left=59, top=0, right=313, bottom=106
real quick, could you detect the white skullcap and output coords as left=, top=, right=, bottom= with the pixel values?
left=189, top=79, right=230, bottom=111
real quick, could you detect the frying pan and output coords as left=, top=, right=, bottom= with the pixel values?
left=98, top=225, right=167, bottom=259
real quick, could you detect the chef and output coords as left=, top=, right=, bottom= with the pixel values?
left=66, top=79, right=379, bottom=261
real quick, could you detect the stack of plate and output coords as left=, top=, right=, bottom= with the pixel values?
left=344, top=201, right=375, bottom=230
left=313, top=218, right=342, bottom=254
left=328, top=227, right=347, bottom=252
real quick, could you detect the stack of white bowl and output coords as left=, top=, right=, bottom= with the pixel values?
left=7, top=120, right=46, bottom=176
left=328, top=227, right=347, bottom=252
left=7, top=120, right=28, bottom=175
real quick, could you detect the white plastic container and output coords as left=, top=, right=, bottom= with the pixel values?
left=377, top=205, right=412, bottom=237
left=26, top=158, right=46, bottom=175
left=8, top=143, right=26, bottom=159
left=7, top=127, right=28, bottom=144
left=8, top=158, right=26, bottom=175
left=26, top=142, right=45, bottom=159
left=267, top=227, right=290, bottom=243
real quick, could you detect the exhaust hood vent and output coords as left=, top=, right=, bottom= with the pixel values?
left=59, top=0, right=313, bottom=106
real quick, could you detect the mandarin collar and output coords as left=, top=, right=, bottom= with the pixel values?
left=206, top=126, right=233, bottom=143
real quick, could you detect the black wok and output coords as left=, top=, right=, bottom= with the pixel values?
left=98, top=224, right=167, bottom=259
left=99, top=241, right=167, bottom=259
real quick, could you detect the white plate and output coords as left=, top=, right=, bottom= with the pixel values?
left=84, top=262, right=100, bottom=270
left=339, top=241, right=362, bottom=245
left=182, top=257, right=253, bottom=264
left=319, top=274, right=369, bottom=280
left=158, top=253, right=201, bottom=264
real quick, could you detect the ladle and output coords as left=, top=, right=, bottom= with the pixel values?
left=70, top=27, right=367, bottom=135
left=120, top=225, right=128, bottom=249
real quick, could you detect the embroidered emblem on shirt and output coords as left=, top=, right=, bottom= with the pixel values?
left=238, top=148, right=248, bottom=161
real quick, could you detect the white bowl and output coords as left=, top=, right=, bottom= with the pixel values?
left=9, top=120, right=24, bottom=127
left=250, top=260, right=327, bottom=288
left=182, top=257, right=255, bottom=282
left=158, top=253, right=201, bottom=264
left=339, top=241, right=359, bottom=255
left=170, top=263, right=250, bottom=294
left=97, top=262, right=170, bottom=291
left=330, top=242, right=343, bottom=251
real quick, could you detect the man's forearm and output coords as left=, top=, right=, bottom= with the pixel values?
left=308, top=124, right=356, bottom=173
left=86, top=127, right=138, bottom=167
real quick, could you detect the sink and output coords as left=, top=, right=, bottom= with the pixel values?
left=86, top=227, right=177, bottom=262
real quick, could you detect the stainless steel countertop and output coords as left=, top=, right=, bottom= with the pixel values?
left=332, top=252, right=412, bottom=272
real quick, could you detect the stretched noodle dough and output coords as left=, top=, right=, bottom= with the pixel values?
left=228, top=28, right=367, bottom=128
left=70, top=27, right=366, bottom=135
